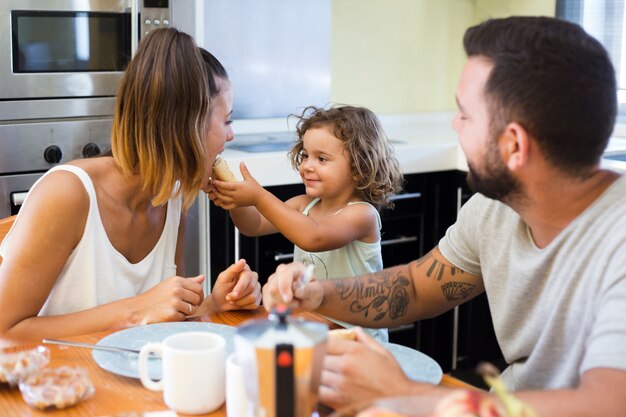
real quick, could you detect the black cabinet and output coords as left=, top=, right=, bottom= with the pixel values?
left=446, top=171, right=504, bottom=384
left=208, top=170, right=503, bottom=374
left=210, top=174, right=430, bottom=286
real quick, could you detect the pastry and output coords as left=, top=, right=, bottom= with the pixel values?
left=19, top=366, right=95, bottom=410
left=212, top=156, right=238, bottom=182
left=356, top=407, right=409, bottom=417
left=328, top=328, right=357, bottom=341
left=0, top=346, right=50, bottom=386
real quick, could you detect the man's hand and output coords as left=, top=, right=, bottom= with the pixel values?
left=262, top=262, right=325, bottom=312
left=319, top=327, right=424, bottom=409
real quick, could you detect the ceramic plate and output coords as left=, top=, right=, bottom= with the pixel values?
left=92, top=322, right=236, bottom=379
left=384, top=343, right=442, bottom=384
left=92, top=323, right=441, bottom=385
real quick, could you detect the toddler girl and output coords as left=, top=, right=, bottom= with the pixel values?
left=210, top=105, right=403, bottom=341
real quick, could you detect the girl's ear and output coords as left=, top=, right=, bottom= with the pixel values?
left=499, top=122, right=529, bottom=171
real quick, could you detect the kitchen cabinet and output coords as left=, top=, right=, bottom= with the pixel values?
left=207, top=168, right=503, bottom=374
left=443, top=172, right=505, bottom=383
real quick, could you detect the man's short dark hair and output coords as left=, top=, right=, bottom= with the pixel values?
left=464, top=16, right=617, bottom=176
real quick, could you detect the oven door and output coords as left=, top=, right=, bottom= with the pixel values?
left=0, top=0, right=132, bottom=100
left=0, top=173, right=42, bottom=218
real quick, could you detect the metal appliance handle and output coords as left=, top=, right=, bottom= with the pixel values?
left=272, top=235, right=418, bottom=262
left=274, top=253, right=294, bottom=262
left=380, top=236, right=418, bottom=246
left=389, top=192, right=422, bottom=201
left=131, top=0, right=138, bottom=56
left=11, top=192, right=28, bottom=207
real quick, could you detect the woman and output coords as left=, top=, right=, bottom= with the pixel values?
left=0, top=28, right=260, bottom=345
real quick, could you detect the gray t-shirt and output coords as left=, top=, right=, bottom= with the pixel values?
left=439, top=175, right=626, bottom=391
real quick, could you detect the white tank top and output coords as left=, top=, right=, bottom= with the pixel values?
left=293, top=198, right=388, bottom=342
left=0, top=165, right=182, bottom=316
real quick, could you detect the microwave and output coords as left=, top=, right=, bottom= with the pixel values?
left=0, top=0, right=172, bottom=101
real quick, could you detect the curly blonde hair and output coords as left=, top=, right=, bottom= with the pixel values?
left=288, top=105, right=404, bottom=209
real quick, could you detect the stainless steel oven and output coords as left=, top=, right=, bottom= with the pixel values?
left=0, top=0, right=172, bottom=101
left=0, top=118, right=113, bottom=218
left=0, top=0, right=201, bottom=276
left=0, top=0, right=166, bottom=216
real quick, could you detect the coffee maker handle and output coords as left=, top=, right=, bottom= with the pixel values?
left=275, top=343, right=295, bottom=417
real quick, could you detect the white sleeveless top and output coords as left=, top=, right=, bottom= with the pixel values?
left=293, top=198, right=388, bottom=342
left=0, top=165, right=182, bottom=316
left=293, top=198, right=383, bottom=279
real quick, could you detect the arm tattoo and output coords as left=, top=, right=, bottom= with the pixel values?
left=416, top=252, right=475, bottom=301
left=415, top=252, right=465, bottom=281
left=441, top=282, right=475, bottom=301
left=334, top=269, right=412, bottom=322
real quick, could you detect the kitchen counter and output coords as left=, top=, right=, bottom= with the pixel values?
left=602, top=132, right=626, bottom=173
left=222, top=112, right=626, bottom=187
left=222, top=112, right=464, bottom=187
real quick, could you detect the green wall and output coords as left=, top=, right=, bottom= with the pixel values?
left=331, top=0, right=557, bottom=113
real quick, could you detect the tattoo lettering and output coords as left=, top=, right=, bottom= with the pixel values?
left=441, top=281, right=475, bottom=301
left=334, top=269, right=411, bottom=322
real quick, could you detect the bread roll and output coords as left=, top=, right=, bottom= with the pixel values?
left=328, top=328, right=357, bottom=341
left=212, top=156, right=238, bottom=182
left=356, top=407, right=408, bottom=417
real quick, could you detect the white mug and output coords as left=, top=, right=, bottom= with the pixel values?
left=226, top=352, right=250, bottom=417
left=139, top=331, right=226, bottom=415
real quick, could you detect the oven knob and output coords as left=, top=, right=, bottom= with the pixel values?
left=82, top=143, right=101, bottom=158
left=43, top=145, right=63, bottom=164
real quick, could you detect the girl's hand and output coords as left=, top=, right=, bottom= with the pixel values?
left=204, top=181, right=226, bottom=208
left=210, top=162, right=263, bottom=210
left=202, top=259, right=262, bottom=313
left=132, top=275, right=206, bottom=324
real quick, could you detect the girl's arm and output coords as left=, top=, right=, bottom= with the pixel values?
left=255, top=192, right=379, bottom=252
left=213, top=163, right=378, bottom=251
left=228, top=205, right=279, bottom=237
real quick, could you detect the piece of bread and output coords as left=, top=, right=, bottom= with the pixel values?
left=328, top=328, right=357, bottom=341
left=356, top=407, right=409, bottom=417
left=212, top=156, right=238, bottom=182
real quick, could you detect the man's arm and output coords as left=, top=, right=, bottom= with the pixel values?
left=263, top=246, right=484, bottom=327
left=511, top=368, right=626, bottom=417
left=321, top=331, right=626, bottom=416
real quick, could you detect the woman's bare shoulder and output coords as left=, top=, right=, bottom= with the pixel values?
left=31, top=167, right=89, bottom=206
left=13, top=168, right=91, bottom=246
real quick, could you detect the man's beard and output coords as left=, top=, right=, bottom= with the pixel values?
left=466, top=139, right=523, bottom=204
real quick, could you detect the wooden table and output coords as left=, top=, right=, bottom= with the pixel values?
left=0, top=309, right=475, bottom=417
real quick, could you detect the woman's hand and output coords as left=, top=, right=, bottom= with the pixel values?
left=262, top=262, right=325, bottom=312
left=131, top=275, right=206, bottom=325
left=201, top=259, right=262, bottom=314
